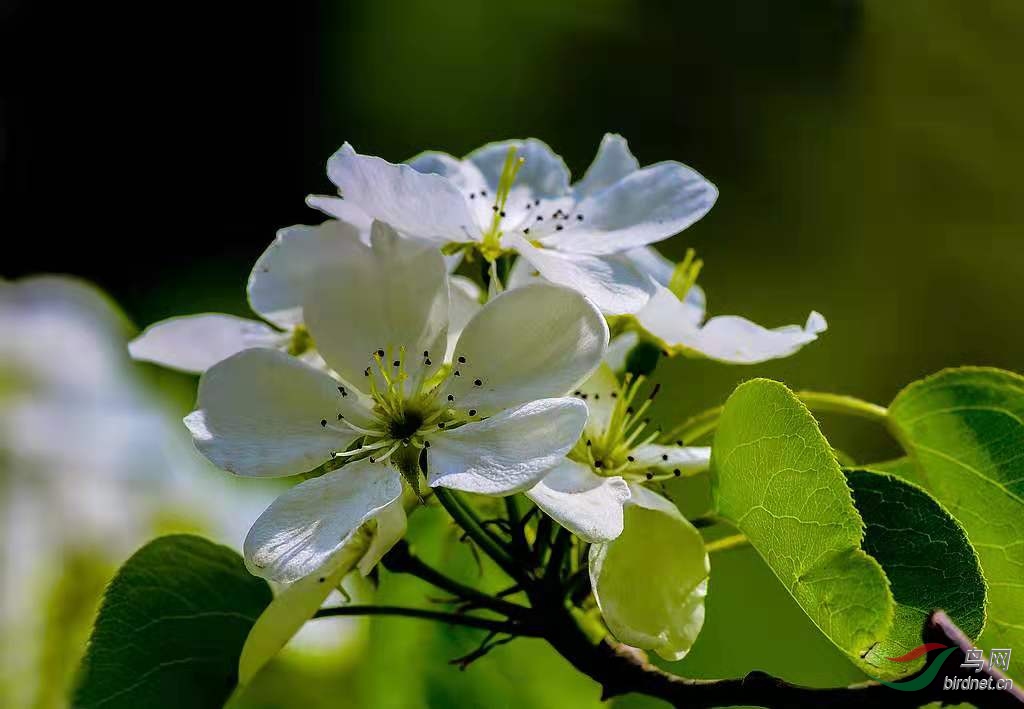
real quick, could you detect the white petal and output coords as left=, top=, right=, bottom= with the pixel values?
left=304, top=221, right=450, bottom=387
left=326, top=143, right=477, bottom=243
left=427, top=398, right=587, bottom=495
left=573, top=133, right=639, bottom=198
left=407, top=151, right=494, bottom=232
left=634, top=285, right=704, bottom=346
left=620, top=246, right=674, bottom=287
left=303, top=195, right=374, bottom=237
left=526, top=459, right=629, bottom=543
left=508, top=233, right=656, bottom=315
left=239, top=546, right=359, bottom=684
left=446, top=275, right=482, bottom=362
left=541, top=161, right=718, bottom=256
left=248, top=221, right=367, bottom=328
left=590, top=485, right=709, bottom=660
left=444, top=282, right=607, bottom=416
left=604, top=332, right=638, bottom=373
left=244, top=460, right=402, bottom=582
left=184, top=348, right=373, bottom=477
left=466, top=138, right=570, bottom=201
left=627, top=444, right=711, bottom=476
left=576, top=363, right=620, bottom=435
left=357, top=494, right=408, bottom=576
left=505, top=254, right=545, bottom=290
left=638, top=284, right=827, bottom=364
left=129, top=314, right=282, bottom=374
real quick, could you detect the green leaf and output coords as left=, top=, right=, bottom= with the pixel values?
left=889, top=367, right=1024, bottom=679
left=845, top=468, right=987, bottom=674
left=73, top=534, right=273, bottom=709
left=710, top=379, right=895, bottom=676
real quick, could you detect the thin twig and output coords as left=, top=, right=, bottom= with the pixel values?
left=313, top=605, right=539, bottom=637
left=381, top=540, right=530, bottom=618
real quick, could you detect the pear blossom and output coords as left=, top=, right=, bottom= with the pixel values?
left=129, top=220, right=480, bottom=373
left=185, top=221, right=608, bottom=583
left=312, top=134, right=717, bottom=315
left=631, top=251, right=826, bottom=364
left=527, top=363, right=710, bottom=659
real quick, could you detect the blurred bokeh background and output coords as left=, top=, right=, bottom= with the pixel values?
left=2, top=0, right=1022, bottom=707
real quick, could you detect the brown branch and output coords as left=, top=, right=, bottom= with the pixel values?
left=544, top=610, right=1022, bottom=708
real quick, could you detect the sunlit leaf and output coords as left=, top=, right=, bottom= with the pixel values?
left=889, top=367, right=1024, bottom=679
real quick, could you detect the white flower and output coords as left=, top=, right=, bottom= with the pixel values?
left=527, top=363, right=711, bottom=659
left=629, top=250, right=826, bottom=364
left=311, top=134, right=717, bottom=315
left=128, top=220, right=480, bottom=373
left=185, top=221, right=608, bottom=583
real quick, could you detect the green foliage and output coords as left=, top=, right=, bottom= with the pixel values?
left=711, top=379, right=987, bottom=679
left=73, top=535, right=272, bottom=709
left=710, top=379, right=894, bottom=675
left=889, top=367, right=1024, bottom=679
left=845, top=468, right=986, bottom=671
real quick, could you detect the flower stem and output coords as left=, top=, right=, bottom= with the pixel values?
left=704, top=533, right=749, bottom=554
left=664, top=391, right=888, bottom=445
left=793, top=391, right=889, bottom=423
left=434, top=487, right=526, bottom=582
left=313, top=605, right=538, bottom=636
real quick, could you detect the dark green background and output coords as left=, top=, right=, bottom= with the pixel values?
left=5, top=1, right=1022, bottom=705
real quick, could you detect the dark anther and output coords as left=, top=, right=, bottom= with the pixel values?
left=492, top=205, right=499, bottom=212
left=645, top=472, right=654, bottom=480
left=661, top=454, right=669, bottom=461
left=424, top=440, right=431, bottom=448
left=594, top=460, right=604, bottom=469
left=458, top=356, right=466, bottom=363
left=611, top=392, right=618, bottom=398
left=586, top=439, right=592, bottom=446
left=593, top=394, right=600, bottom=400
left=454, top=370, right=461, bottom=376
left=423, top=350, right=429, bottom=357
left=499, top=210, right=506, bottom=217
left=673, top=468, right=681, bottom=476
left=468, top=409, right=477, bottom=416
left=627, top=455, right=635, bottom=462
left=676, top=440, right=683, bottom=446
left=473, top=378, right=482, bottom=386
left=555, top=225, right=564, bottom=231
left=438, top=422, right=445, bottom=428
left=337, top=413, right=344, bottom=420
left=364, top=367, right=371, bottom=376
left=481, top=189, right=488, bottom=197
left=576, top=214, right=583, bottom=220
left=627, top=406, right=635, bottom=415
left=376, top=349, right=385, bottom=357
left=424, top=358, right=432, bottom=365
left=573, top=390, right=581, bottom=396
left=536, top=215, right=543, bottom=221
left=523, top=228, right=530, bottom=234
left=319, top=577, right=326, bottom=583
left=447, top=394, right=455, bottom=401
left=469, top=193, right=476, bottom=199
left=338, top=386, right=348, bottom=397
left=581, top=393, right=588, bottom=400
left=320, top=419, right=327, bottom=427
left=534, top=199, right=540, bottom=206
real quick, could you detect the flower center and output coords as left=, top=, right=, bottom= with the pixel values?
left=479, top=146, right=525, bottom=261
left=316, top=344, right=485, bottom=493
left=569, top=374, right=661, bottom=476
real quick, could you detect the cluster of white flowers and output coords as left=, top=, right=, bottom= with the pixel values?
left=130, top=134, right=825, bottom=662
